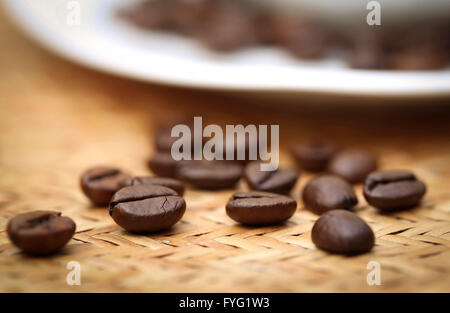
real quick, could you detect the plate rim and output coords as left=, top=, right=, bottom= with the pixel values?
left=3, top=0, right=450, bottom=98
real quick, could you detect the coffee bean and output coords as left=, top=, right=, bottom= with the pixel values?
left=349, top=31, right=388, bottom=69
left=110, top=184, right=186, bottom=233
left=302, top=174, right=358, bottom=215
left=120, top=1, right=450, bottom=70
left=80, top=167, right=131, bottom=206
left=177, top=161, right=242, bottom=189
left=283, top=23, right=329, bottom=59
left=244, top=162, right=298, bottom=195
left=363, top=170, right=426, bottom=211
left=119, top=0, right=176, bottom=30
left=130, top=176, right=185, bottom=196
left=328, top=149, right=378, bottom=184
left=154, top=123, right=196, bottom=153
left=7, top=211, right=76, bottom=255
left=169, top=0, right=209, bottom=35
left=267, top=15, right=328, bottom=59
left=154, top=127, right=179, bottom=153
left=194, top=0, right=260, bottom=51
left=311, top=210, right=375, bottom=255
left=390, top=46, right=448, bottom=70
left=290, top=142, right=337, bottom=172
left=147, top=152, right=192, bottom=178
left=226, top=191, right=297, bottom=225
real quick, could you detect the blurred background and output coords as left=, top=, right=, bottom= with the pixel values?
left=2, top=0, right=450, bottom=148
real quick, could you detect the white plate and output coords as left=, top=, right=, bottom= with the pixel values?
left=3, top=0, right=450, bottom=97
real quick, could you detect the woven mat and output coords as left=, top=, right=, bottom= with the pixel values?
left=0, top=99, right=449, bottom=292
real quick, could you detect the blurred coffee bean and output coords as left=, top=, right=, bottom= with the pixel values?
left=119, top=0, right=176, bottom=30
left=154, top=118, right=195, bottom=153
left=390, top=46, right=448, bottom=70
left=226, top=191, right=297, bottom=225
left=244, top=162, right=298, bottom=195
left=290, top=142, right=337, bottom=172
left=268, top=15, right=329, bottom=59
left=148, top=152, right=193, bottom=178
left=349, top=30, right=388, bottom=69
left=120, top=1, right=450, bottom=69
left=194, top=0, right=260, bottom=51
left=80, top=167, right=131, bottom=206
left=302, top=175, right=357, bottom=215
left=170, top=0, right=210, bottom=35
left=130, top=176, right=185, bottom=196
left=177, top=161, right=242, bottom=189
left=328, top=149, right=378, bottom=184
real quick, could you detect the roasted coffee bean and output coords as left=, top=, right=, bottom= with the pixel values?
left=390, top=46, right=448, bottom=70
left=290, top=142, right=337, bottom=172
left=7, top=211, right=76, bottom=255
left=110, top=184, right=186, bottom=233
left=80, top=167, right=131, bottom=206
left=328, top=149, right=378, bottom=184
left=154, top=121, right=196, bottom=153
left=170, top=0, right=210, bottom=36
left=177, top=161, right=242, bottom=189
left=147, top=152, right=192, bottom=178
left=267, top=15, right=328, bottom=59
left=226, top=191, right=297, bottom=225
left=283, top=23, right=329, bottom=59
left=130, top=176, right=185, bottom=196
left=154, top=127, right=179, bottom=152
left=194, top=0, right=260, bottom=51
left=302, top=175, right=358, bottom=215
left=119, top=0, right=176, bottom=30
left=363, top=170, right=426, bottom=211
left=120, top=1, right=450, bottom=70
left=311, top=210, right=375, bottom=255
left=349, top=32, right=388, bottom=69
left=244, top=162, right=299, bottom=195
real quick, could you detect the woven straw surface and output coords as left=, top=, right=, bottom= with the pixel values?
left=0, top=8, right=450, bottom=292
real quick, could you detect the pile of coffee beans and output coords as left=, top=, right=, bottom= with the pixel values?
left=7, top=124, right=428, bottom=257
left=119, top=0, right=450, bottom=70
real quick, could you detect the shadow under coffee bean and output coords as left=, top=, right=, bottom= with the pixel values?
left=110, top=184, right=186, bottom=233
left=302, top=174, right=358, bottom=215
left=312, top=210, right=375, bottom=255
left=363, top=170, right=426, bottom=211
left=80, top=166, right=131, bottom=206
left=7, top=211, right=76, bottom=256
left=226, top=191, right=297, bottom=226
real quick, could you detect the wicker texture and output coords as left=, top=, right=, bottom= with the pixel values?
left=0, top=7, right=449, bottom=292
